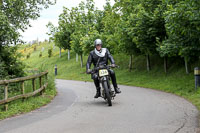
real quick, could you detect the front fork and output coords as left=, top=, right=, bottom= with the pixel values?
left=100, top=76, right=115, bottom=99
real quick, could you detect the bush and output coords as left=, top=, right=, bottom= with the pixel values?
left=0, top=62, right=8, bottom=79
left=26, top=53, right=31, bottom=59
left=0, top=45, right=25, bottom=80
left=34, top=46, right=37, bottom=51
left=48, top=48, right=52, bottom=58
left=39, top=52, right=42, bottom=57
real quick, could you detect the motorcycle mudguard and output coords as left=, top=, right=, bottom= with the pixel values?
left=102, top=76, right=107, bottom=81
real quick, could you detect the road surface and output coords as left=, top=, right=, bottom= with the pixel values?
left=0, top=79, right=199, bottom=133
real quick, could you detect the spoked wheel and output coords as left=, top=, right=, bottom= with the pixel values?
left=102, top=81, right=112, bottom=106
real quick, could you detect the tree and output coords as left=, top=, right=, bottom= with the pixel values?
left=46, top=22, right=63, bottom=57
left=101, top=1, right=119, bottom=54
left=1, top=0, right=55, bottom=45
left=152, top=3, right=168, bottom=73
left=163, top=0, right=200, bottom=74
left=82, top=28, right=101, bottom=55
left=70, top=6, right=85, bottom=68
left=56, top=7, right=73, bottom=60
left=117, top=22, right=141, bottom=71
left=54, top=0, right=100, bottom=67
left=114, top=0, right=141, bottom=71
left=121, top=0, right=168, bottom=72
left=0, top=0, right=55, bottom=78
left=132, top=4, right=159, bottom=71
left=71, top=0, right=97, bottom=67
left=0, top=45, right=24, bottom=79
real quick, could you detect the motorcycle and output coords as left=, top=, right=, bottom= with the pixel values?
left=90, top=65, right=118, bottom=106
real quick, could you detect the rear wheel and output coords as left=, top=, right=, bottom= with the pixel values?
left=102, top=80, right=112, bottom=106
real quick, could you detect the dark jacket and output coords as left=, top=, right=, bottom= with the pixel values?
left=86, top=48, right=115, bottom=70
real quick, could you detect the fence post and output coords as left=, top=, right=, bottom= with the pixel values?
left=4, top=84, right=8, bottom=111
left=39, top=76, right=43, bottom=95
left=44, top=73, right=48, bottom=92
left=45, top=73, right=48, bottom=81
left=32, top=78, right=35, bottom=91
left=0, top=72, right=48, bottom=110
left=21, top=81, right=25, bottom=102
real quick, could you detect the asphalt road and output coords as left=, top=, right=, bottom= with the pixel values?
left=0, top=79, right=199, bottom=133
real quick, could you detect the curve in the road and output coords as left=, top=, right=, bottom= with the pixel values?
left=0, top=79, right=199, bottom=133
left=0, top=81, right=77, bottom=133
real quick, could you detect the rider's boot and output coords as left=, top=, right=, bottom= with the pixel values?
left=94, top=87, right=101, bottom=98
left=114, top=87, right=121, bottom=94
left=109, top=69, right=121, bottom=94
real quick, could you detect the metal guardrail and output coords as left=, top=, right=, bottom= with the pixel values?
left=0, top=71, right=48, bottom=111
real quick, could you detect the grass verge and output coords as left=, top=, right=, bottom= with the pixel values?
left=0, top=74, right=57, bottom=120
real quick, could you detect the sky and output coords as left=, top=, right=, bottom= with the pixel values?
left=20, top=0, right=115, bottom=43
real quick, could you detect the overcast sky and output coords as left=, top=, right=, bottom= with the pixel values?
left=20, top=0, right=115, bottom=43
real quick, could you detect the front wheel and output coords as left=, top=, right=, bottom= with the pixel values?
left=102, top=80, right=112, bottom=106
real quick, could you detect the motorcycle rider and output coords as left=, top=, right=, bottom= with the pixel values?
left=86, top=39, right=121, bottom=98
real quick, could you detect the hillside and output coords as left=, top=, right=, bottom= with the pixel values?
left=20, top=42, right=200, bottom=110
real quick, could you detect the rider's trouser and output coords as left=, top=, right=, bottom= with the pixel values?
left=92, top=69, right=118, bottom=89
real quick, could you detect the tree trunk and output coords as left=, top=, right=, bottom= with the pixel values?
left=76, top=53, right=78, bottom=62
left=164, top=56, right=168, bottom=74
left=68, top=49, right=70, bottom=60
left=146, top=54, right=151, bottom=71
left=184, top=57, right=191, bottom=74
left=59, top=48, right=61, bottom=58
left=80, top=54, right=83, bottom=68
left=129, top=54, right=133, bottom=71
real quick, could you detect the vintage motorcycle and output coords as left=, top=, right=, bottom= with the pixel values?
left=90, top=65, right=118, bottom=106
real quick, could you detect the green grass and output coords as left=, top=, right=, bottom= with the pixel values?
left=19, top=42, right=200, bottom=111
left=0, top=87, right=56, bottom=120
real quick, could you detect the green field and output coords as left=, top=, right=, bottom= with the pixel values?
left=19, top=42, right=200, bottom=111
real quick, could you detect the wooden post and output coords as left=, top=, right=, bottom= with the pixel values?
left=68, top=49, right=70, bottom=60
left=39, top=77, right=42, bottom=87
left=129, top=54, right=133, bottom=72
left=32, top=79, right=35, bottom=91
left=45, top=73, right=48, bottom=81
left=80, top=54, right=83, bottom=68
left=21, top=81, right=25, bottom=102
left=76, top=53, right=78, bottom=62
left=164, top=56, right=167, bottom=74
left=44, top=74, right=48, bottom=92
left=4, top=84, right=8, bottom=111
left=184, top=57, right=190, bottom=74
left=0, top=72, right=48, bottom=108
left=39, top=77, right=43, bottom=95
left=146, top=54, right=151, bottom=71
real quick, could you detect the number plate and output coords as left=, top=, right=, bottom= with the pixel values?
left=99, top=69, right=109, bottom=77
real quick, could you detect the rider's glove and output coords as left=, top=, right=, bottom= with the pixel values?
left=87, top=69, right=92, bottom=74
left=111, top=64, right=116, bottom=68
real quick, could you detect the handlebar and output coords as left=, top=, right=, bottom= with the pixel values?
left=87, top=65, right=119, bottom=74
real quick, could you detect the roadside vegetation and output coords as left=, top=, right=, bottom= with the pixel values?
left=0, top=72, right=56, bottom=120
left=45, top=0, right=200, bottom=109
left=0, top=0, right=200, bottom=120
left=19, top=42, right=200, bottom=111
left=0, top=1, right=56, bottom=120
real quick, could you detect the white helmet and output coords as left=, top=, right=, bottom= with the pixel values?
left=94, top=39, right=102, bottom=47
